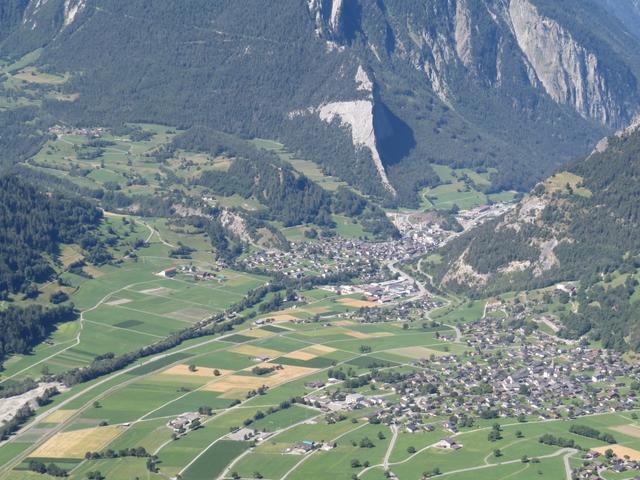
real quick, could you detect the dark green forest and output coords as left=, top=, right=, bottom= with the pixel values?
left=0, top=175, right=102, bottom=298
left=0, top=304, right=76, bottom=366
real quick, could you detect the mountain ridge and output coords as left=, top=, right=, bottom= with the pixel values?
left=1, top=0, right=640, bottom=204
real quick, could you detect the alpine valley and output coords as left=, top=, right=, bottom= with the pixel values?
left=2, top=2, right=640, bottom=480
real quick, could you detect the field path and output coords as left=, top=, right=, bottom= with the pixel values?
left=0, top=324, right=244, bottom=478
left=389, top=257, right=462, bottom=343
left=431, top=447, right=575, bottom=477
left=383, top=424, right=398, bottom=470
left=141, top=220, right=176, bottom=248
left=0, top=279, right=158, bottom=385
left=563, top=448, right=577, bottom=479
left=280, top=421, right=369, bottom=480
left=216, top=413, right=324, bottom=480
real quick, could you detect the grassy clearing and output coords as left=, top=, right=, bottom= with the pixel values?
left=417, top=164, right=516, bottom=211
left=544, top=171, right=592, bottom=197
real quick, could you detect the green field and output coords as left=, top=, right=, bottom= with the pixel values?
left=418, top=164, right=516, bottom=211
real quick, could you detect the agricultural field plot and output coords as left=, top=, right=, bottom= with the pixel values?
left=416, top=164, right=516, bottom=212
left=181, top=440, right=250, bottom=480
left=8, top=297, right=640, bottom=480
left=68, top=457, right=164, bottom=480
left=30, top=425, right=122, bottom=459
left=1, top=249, right=268, bottom=382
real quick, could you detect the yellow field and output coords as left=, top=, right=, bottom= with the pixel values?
left=387, top=346, right=448, bottom=359
left=284, top=343, right=337, bottom=361
left=342, top=329, right=371, bottom=339
left=592, top=444, right=640, bottom=460
left=229, top=345, right=282, bottom=358
left=31, top=426, right=122, bottom=459
left=43, top=409, right=77, bottom=424
left=83, top=265, right=105, bottom=278
left=306, top=344, right=336, bottom=354
left=13, top=68, right=68, bottom=85
left=337, top=298, right=378, bottom=308
left=105, top=298, right=132, bottom=306
left=544, top=171, right=592, bottom=197
left=243, top=329, right=275, bottom=339
left=611, top=425, right=640, bottom=439
left=283, top=350, right=317, bottom=361
left=204, top=363, right=318, bottom=398
left=342, top=329, right=392, bottom=339
left=333, top=320, right=356, bottom=326
left=160, top=364, right=232, bottom=378
left=59, top=245, right=84, bottom=268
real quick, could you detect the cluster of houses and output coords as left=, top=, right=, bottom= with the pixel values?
left=573, top=451, right=640, bottom=479
left=158, top=264, right=221, bottom=281
left=167, top=412, right=201, bottom=432
left=296, top=312, right=640, bottom=442
left=332, top=277, right=417, bottom=304
left=284, top=440, right=336, bottom=455
left=371, top=316, right=640, bottom=425
left=240, top=219, right=450, bottom=282
left=227, top=427, right=273, bottom=443
left=49, top=125, right=103, bottom=138
left=354, top=297, right=443, bottom=324
left=303, top=391, right=389, bottom=412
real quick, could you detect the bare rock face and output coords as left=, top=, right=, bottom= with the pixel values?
left=63, top=0, right=85, bottom=26
left=509, top=0, right=623, bottom=126
left=307, top=0, right=348, bottom=40
left=317, top=99, right=396, bottom=194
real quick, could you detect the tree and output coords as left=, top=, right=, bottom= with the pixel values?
left=188, top=364, right=197, bottom=372
left=407, top=446, right=416, bottom=454
left=213, top=369, right=221, bottom=376
left=493, top=449, right=502, bottom=457
left=359, top=437, right=374, bottom=448
left=351, top=459, right=361, bottom=468
left=198, top=406, right=212, bottom=416
left=93, top=401, right=101, bottom=408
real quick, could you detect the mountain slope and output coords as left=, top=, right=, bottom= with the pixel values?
left=0, top=174, right=102, bottom=298
left=595, top=0, right=640, bottom=41
left=1, top=0, right=640, bottom=204
left=435, top=124, right=640, bottom=294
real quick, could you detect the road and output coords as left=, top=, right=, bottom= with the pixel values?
left=388, top=258, right=462, bottom=343
left=563, top=448, right=577, bottom=480
left=383, top=424, right=399, bottom=470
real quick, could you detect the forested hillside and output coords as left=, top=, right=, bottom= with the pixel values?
left=175, top=127, right=398, bottom=237
left=0, top=175, right=102, bottom=298
left=0, top=304, right=76, bottom=365
left=433, top=126, right=640, bottom=349
left=2, top=0, right=639, bottom=204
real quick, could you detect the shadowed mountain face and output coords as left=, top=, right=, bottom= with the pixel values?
left=595, top=0, right=640, bottom=40
left=2, top=0, right=640, bottom=203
